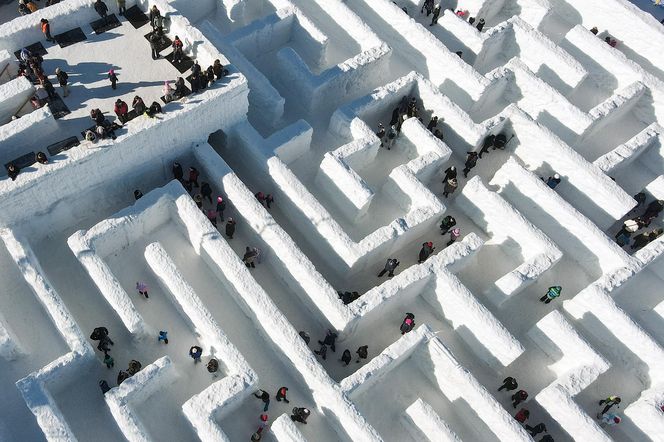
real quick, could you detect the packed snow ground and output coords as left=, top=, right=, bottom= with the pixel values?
left=1, top=0, right=664, bottom=441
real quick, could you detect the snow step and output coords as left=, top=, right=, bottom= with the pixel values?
left=13, top=42, right=47, bottom=60
left=46, top=136, right=79, bottom=157
left=124, top=5, right=150, bottom=29
left=53, top=27, right=87, bottom=49
left=143, top=31, right=172, bottom=52
left=90, top=14, right=122, bottom=35
left=165, top=51, right=195, bottom=73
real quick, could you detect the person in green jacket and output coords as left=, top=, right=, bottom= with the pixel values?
left=539, top=286, right=561, bottom=304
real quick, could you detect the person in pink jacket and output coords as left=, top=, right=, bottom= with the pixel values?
left=136, top=281, right=149, bottom=299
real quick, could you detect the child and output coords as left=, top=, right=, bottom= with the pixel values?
left=103, top=353, right=114, bottom=368
left=158, top=330, right=168, bottom=344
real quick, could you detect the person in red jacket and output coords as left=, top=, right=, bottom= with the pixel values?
left=114, top=99, right=129, bottom=124
left=275, top=386, right=289, bottom=403
left=41, top=18, right=55, bottom=43
left=514, top=408, right=529, bottom=424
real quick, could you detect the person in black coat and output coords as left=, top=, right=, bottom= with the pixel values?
left=340, top=349, right=352, bottom=366
left=356, top=345, right=368, bottom=362
left=94, top=0, right=109, bottom=21
left=201, top=182, right=212, bottom=203
left=476, top=18, right=485, bottom=31
left=172, top=162, right=183, bottom=182
left=378, top=258, right=400, bottom=277
left=318, top=330, right=337, bottom=352
left=225, top=218, right=236, bottom=239
left=478, top=134, right=495, bottom=158
left=7, top=163, right=19, bottom=181
left=498, top=376, right=518, bottom=391
left=418, top=242, right=434, bottom=263
left=463, top=152, right=478, bottom=177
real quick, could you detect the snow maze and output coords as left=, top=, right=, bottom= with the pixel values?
left=2, top=0, right=664, bottom=440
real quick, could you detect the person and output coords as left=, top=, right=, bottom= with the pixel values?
left=146, top=101, right=162, bottom=118
left=161, top=81, right=175, bottom=104
left=189, top=345, right=203, bottom=363
left=455, top=51, right=463, bottom=58
left=443, top=166, right=457, bottom=183
left=447, top=228, right=461, bottom=246
left=205, top=65, right=215, bottom=87
left=104, top=353, right=114, bottom=368
left=443, top=178, right=458, bottom=198
left=599, top=413, right=621, bottom=427
left=385, top=125, right=397, bottom=150
left=19, top=1, right=31, bottom=15
left=114, top=99, right=129, bottom=123
left=439, top=215, right=456, bottom=235
left=108, top=69, right=118, bottom=90
left=158, top=330, right=168, bottom=344
left=91, top=108, right=105, bottom=125
left=200, top=182, right=212, bottom=203
left=174, top=77, right=187, bottom=98
left=427, top=116, right=438, bottom=132
left=132, top=96, right=146, bottom=114
left=512, top=390, right=528, bottom=408
left=378, top=258, right=400, bottom=277
left=85, top=130, right=97, bottom=143
left=127, top=360, right=142, bottom=375
left=642, top=199, right=664, bottom=220
left=251, top=431, right=261, bottom=441
left=212, top=59, right=228, bottom=80
left=546, top=174, right=561, bottom=189
left=225, top=218, right=236, bottom=239
left=149, top=5, right=161, bottom=29
left=207, top=209, right=218, bottom=227
left=35, top=151, right=48, bottom=164
left=478, top=134, right=495, bottom=158
left=194, top=194, right=203, bottom=209
left=172, top=162, right=183, bottom=182
left=400, top=312, right=415, bottom=335
left=514, top=408, right=529, bottom=424
left=631, top=228, right=663, bottom=250
left=341, top=349, right=352, bottom=366
left=216, top=196, right=226, bottom=221
left=299, top=331, right=310, bottom=345
left=291, top=407, right=310, bottom=424
left=276, top=386, right=289, bottom=403
left=41, top=77, right=56, bottom=100
left=55, top=67, right=69, bottom=97
left=254, top=389, right=270, bottom=411
left=615, top=219, right=639, bottom=246
left=463, top=152, right=478, bottom=177
left=598, top=396, right=621, bottom=416
left=421, top=0, right=434, bottom=15
left=318, top=330, right=337, bottom=352
left=590, top=26, right=598, bottom=35
left=257, top=414, right=269, bottom=435
left=476, top=18, right=486, bottom=31
left=243, top=246, right=259, bottom=268
left=430, top=6, right=441, bottom=26
left=525, top=423, right=547, bottom=437
left=149, top=33, right=160, bottom=60
left=418, top=241, right=434, bottom=263
left=117, top=370, right=130, bottom=384
left=498, top=377, right=518, bottom=392
left=206, top=358, right=219, bottom=375
left=356, top=345, right=368, bottom=362
left=338, top=291, right=359, bottom=305
left=134, top=189, right=143, bottom=200
left=376, top=122, right=386, bottom=147
left=136, top=281, right=149, bottom=299
left=99, top=379, right=111, bottom=394
left=187, top=166, right=199, bottom=190
left=314, top=343, right=327, bottom=360
left=117, top=0, right=126, bottom=16
left=171, top=36, right=184, bottom=63
left=94, top=0, right=109, bottom=22
left=90, top=326, right=110, bottom=341
left=540, top=286, right=561, bottom=304
left=41, top=18, right=55, bottom=43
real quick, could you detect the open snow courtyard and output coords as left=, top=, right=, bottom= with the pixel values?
left=2, top=0, right=664, bottom=440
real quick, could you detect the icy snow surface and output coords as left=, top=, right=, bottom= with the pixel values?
left=1, top=0, right=664, bottom=441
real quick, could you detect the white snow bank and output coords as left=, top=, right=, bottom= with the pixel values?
left=504, top=106, right=636, bottom=227
left=0, top=75, right=34, bottom=125
left=198, top=18, right=285, bottom=127
left=416, top=330, right=531, bottom=441
left=0, top=0, right=100, bottom=53
left=105, top=356, right=176, bottom=442
left=402, top=398, right=461, bottom=442
left=0, top=49, right=19, bottom=85
left=183, top=372, right=257, bottom=442
left=624, top=385, right=664, bottom=439
left=594, top=123, right=664, bottom=174
left=0, top=105, right=57, bottom=168
left=353, top=0, right=490, bottom=108
left=425, top=272, right=525, bottom=369
left=0, top=70, right=248, bottom=230
left=491, top=157, right=633, bottom=275
left=145, top=241, right=255, bottom=376
left=340, top=324, right=429, bottom=398
left=457, top=176, right=562, bottom=306
left=271, top=413, right=308, bottom=442
left=0, top=310, right=22, bottom=360
left=194, top=142, right=353, bottom=330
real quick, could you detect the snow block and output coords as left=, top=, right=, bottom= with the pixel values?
left=0, top=75, right=34, bottom=125
left=594, top=123, right=664, bottom=174
left=271, top=413, right=309, bottom=442
left=402, top=398, right=461, bottom=442
left=105, top=356, right=176, bottom=442
left=0, top=311, right=22, bottom=360
left=0, top=106, right=57, bottom=172
left=456, top=176, right=562, bottom=306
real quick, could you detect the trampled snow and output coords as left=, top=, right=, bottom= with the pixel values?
left=1, top=0, right=664, bottom=441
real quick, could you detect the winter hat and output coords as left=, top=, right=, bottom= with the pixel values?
left=227, top=217, right=233, bottom=222
left=260, top=414, right=268, bottom=422
left=109, top=69, right=114, bottom=75
left=613, top=416, right=621, bottom=424
left=217, top=196, right=223, bottom=203
left=553, top=173, right=560, bottom=179
left=451, top=228, right=460, bottom=235
left=427, top=241, right=433, bottom=247
left=55, top=67, right=60, bottom=74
